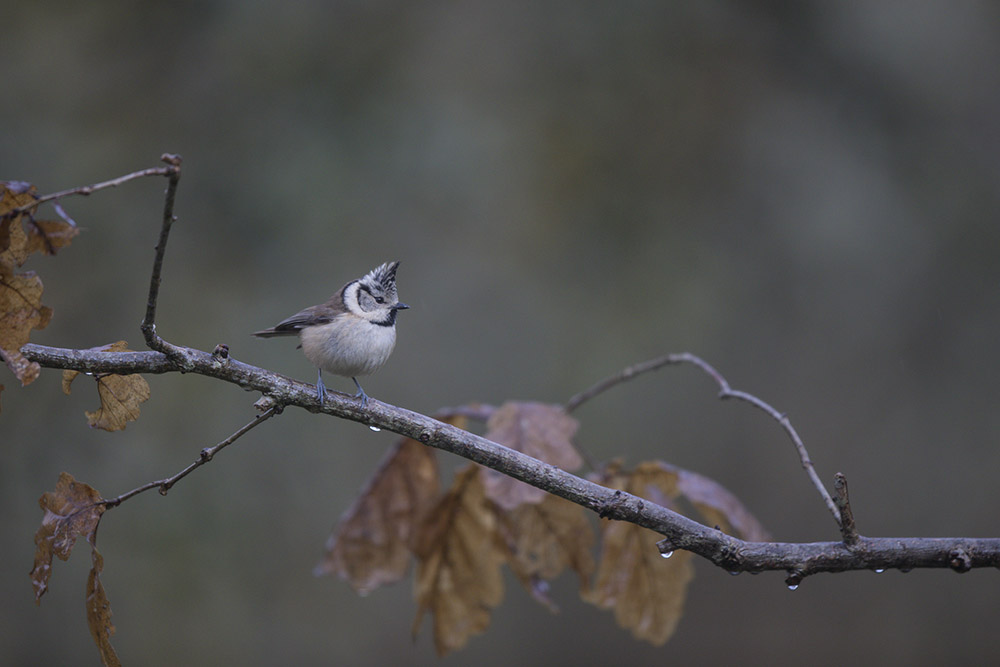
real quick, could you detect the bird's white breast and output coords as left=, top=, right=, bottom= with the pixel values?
left=299, top=314, right=397, bottom=378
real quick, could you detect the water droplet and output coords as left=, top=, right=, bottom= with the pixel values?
left=660, top=550, right=674, bottom=559
left=787, top=584, right=799, bottom=591
left=369, top=425, right=381, bottom=432
left=899, top=568, right=912, bottom=574
left=728, top=570, right=741, bottom=576
left=874, top=568, right=885, bottom=574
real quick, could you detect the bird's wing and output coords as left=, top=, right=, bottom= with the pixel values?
left=252, top=296, right=345, bottom=337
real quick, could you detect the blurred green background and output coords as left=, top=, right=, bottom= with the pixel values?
left=4, top=2, right=1000, bottom=664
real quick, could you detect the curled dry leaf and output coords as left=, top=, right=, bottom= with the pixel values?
left=586, top=461, right=694, bottom=646
left=314, top=435, right=442, bottom=593
left=29, top=472, right=120, bottom=666
left=62, top=341, right=151, bottom=431
left=30, top=472, right=106, bottom=603
left=412, top=466, right=506, bottom=656
left=87, top=548, right=121, bottom=667
left=481, top=401, right=582, bottom=510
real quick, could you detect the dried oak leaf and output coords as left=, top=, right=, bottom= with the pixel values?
left=87, top=548, right=121, bottom=667
left=1, top=183, right=78, bottom=265
left=0, top=268, right=51, bottom=385
left=496, top=492, right=595, bottom=610
left=62, top=341, right=151, bottom=431
left=412, top=465, right=506, bottom=656
left=0, top=182, right=78, bottom=385
left=673, top=464, right=770, bottom=542
left=30, top=472, right=106, bottom=603
left=314, top=435, right=442, bottom=593
left=481, top=401, right=582, bottom=510
left=585, top=461, right=694, bottom=646
left=30, top=472, right=120, bottom=666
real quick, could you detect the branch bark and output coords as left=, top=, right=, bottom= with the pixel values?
left=20, top=342, right=1000, bottom=580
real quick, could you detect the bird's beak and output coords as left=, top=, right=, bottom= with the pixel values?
left=394, top=302, right=410, bottom=311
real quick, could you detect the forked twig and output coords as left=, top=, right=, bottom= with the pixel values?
left=102, top=406, right=278, bottom=508
left=565, top=353, right=842, bottom=527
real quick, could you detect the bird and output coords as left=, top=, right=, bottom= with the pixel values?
left=252, top=261, right=408, bottom=407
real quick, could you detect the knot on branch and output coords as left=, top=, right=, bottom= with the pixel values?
left=950, top=548, right=973, bottom=573
left=212, top=344, right=230, bottom=364
left=598, top=490, right=625, bottom=519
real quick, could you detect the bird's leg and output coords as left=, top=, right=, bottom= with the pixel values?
left=316, top=369, right=327, bottom=402
left=352, top=377, right=370, bottom=408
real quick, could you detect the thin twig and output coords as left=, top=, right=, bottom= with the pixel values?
left=1, top=166, right=177, bottom=219
left=102, top=406, right=278, bottom=508
left=833, top=472, right=859, bottom=546
left=565, top=353, right=842, bottom=528
left=140, top=154, right=183, bottom=355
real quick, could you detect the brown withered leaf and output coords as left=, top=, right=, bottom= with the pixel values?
left=0, top=183, right=76, bottom=264
left=412, top=465, right=507, bottom=656
left=314, top=436, right=442, bottom=593
left=30, top=472, right=106, bottom=603
left=24, top=218, right=79, bottom=257
left=674, top=465, right=770, bottom=542
left=1, top=183, right=39, bottom=265
left=0, top=268, right=51, bottom=385
left=497, top=492, right=595, bottom=610
left=87, top=549, right=121, bottom=667
left=481, top=402, right=582, bottom=510
left=31, top=473, right=120, bottom=665
left=63, top=341, right=151, bottom=431
left=0, top=182, right=77, bottom=385
left=585, top=461, right=694, bottom=646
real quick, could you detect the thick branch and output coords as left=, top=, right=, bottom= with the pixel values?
left=21, top=342, right=1000, bottom=579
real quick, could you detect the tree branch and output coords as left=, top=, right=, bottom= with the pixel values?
left=566, top=353, right=842, bottom=527
left=139, top=154, right=189, bottom=362
left=20, top=342, right=1000, bottom=581
left=101, top=405, right=279, bottom=508
left=14, top=158, right=1000, bottom=587
left=1, top=166, right=178, bottom=219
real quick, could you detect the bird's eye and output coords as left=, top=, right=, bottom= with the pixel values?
left=375, top=297, right=384, bottom=304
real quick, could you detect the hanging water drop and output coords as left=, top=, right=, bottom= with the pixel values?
left=660, top=550, right=674, bottom=559
left=787, top=583, right=799, bottom=591
left=874, top=568, right=885, bottom=574
left=728, top=570, right=741, bottom=576
left=369, top=425, right=381, bottom=432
